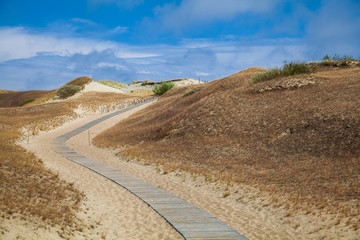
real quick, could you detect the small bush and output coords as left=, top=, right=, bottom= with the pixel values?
left=153, top=82, right=175, bottom=96
left=251, top=61, right=313, bottom=84
left=56, top=84, right=81, bottom=99
left=283, top=61, right=312, bottom=75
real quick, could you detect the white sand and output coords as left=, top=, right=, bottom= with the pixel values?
left=82, top=82, right=125, bottom=93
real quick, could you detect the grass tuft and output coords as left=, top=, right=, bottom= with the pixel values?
left=251, top=61, right=313, bottom=84
left=323, top=54, right=357, bottom=61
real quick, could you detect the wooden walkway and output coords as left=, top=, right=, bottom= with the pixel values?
left=51, top=99, right=249, bottom=240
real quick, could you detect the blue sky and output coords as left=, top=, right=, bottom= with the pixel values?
left=0, top=0, right=359, bottom=90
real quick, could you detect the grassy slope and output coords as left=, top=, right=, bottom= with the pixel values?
left=0, top=76, right=92, bottom=108
left=94, top=65, right=360, bottom=228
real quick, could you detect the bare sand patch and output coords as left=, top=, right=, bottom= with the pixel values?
left=82, top=81, right=125, bottom=94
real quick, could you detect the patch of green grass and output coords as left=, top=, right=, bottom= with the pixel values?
left=251, top=61, right=313, bottom=84
left=96, top=80, right=127, bottom=90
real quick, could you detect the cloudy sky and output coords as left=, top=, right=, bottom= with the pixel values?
left=0, top=0, right=359, bottom=90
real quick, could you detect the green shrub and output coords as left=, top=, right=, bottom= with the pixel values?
left=56, top=84, right=81, bottom=99
left=282, top=61, right=312, bottom=75
left=251, top=61, right=313, bottom=84
left=153, top=82, right=175, bottom=96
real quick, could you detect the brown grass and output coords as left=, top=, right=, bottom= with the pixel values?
left=63, top=76, right=92, bottom=89
left=0, top=76, right=93, bottom=108
left=0, top=90, right=152, bottom=230
left=94, top=65, right=360, bottom=229
left=0, top=90, right=56, bottom=107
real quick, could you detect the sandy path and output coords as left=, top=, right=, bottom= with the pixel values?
left=19, top=102, right=183, bottom=240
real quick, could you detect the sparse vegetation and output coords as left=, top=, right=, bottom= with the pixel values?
left=96, top=80, right=127, bottom=90
left=153, top=82, right=175, bottom=96
left=0, top=103, right=83, bottom=229
left=251, top=61, right=313, bottom=84
left=130, top=80, right=142, bottom=85
left=323, top=53, right=356, bottom=61
left=56, top=84, right=81, bottom=99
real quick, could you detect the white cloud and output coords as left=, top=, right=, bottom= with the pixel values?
left=88, top=0, right=144, bottom=9
left=97, top=62, right=128, bottom=70
left=0, top=30, right=312, bottom=91
left=0, top=27, right=116, bottom=62
left=0, top=26, right=161, bottom=62
left=111, top=26, right=129, bottom=34
left=152, top=0, right=281, bottom=30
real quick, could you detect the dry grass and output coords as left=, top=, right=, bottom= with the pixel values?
left=96, top=80, right=127, bottom=90
left=0, top=102, right=82, bottom=228
left=64, top=76, right=92, bottom=89
left=0, top=89, right=152, bottom=230
left=95, top=65, right=360, bottom=229
left=0, top=90, right=56, bottom=107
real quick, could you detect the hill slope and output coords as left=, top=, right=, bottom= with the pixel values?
left=95, top=64, right=360, bottom=230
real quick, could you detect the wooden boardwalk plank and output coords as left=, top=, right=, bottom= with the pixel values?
left=51, top=100, right=248, bottom=240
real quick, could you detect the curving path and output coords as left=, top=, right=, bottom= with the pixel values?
left=51, top=99, right=248, bottom=240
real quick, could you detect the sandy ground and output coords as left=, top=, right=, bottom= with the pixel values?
left=10, top=99, right=358, bottom=239
left=114, top=78, right=203, bottom=93
left=13, top=103, right=183, bottom=240
left=82, top=82, right=125, bottom=93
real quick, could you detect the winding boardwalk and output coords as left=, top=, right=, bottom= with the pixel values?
left=51, top=99, right=248, bottom=240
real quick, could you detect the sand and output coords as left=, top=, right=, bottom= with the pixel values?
left=82, top=82, right=125, bottom=93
